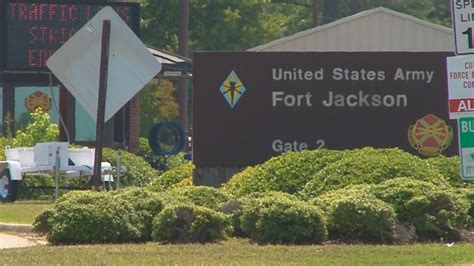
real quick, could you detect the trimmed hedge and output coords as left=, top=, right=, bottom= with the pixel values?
left=402, top=191, right=469, bottom=241
left=372, top=178, right=470, bottom=241
left=167, top=186, right=231, bottom=211
left=465, top=189, right=474, bottom=226
left=220, top=199, right=245, bottom=237
left=45, top=191, right=142, bottom=244
left=152, top=204, right=231, bottom=243
left=33, top=208, right=55, bottom=234
left=327, top=195, right=396, bottom=244
left=222, top=149, right=344, bottom=197
left=148, top=162, right=194, bottom=192
left=17, top=175, right=88, bottom=200
left=300, top=148, right=446, bottom=198
left=34, top=189, right=165, bottom=244
left=112, top=187, right=165, bottom=241
left=221, top=191, right=301, bottom=238
left=240, top=196, right=327, bottom=244
left=102, top=148, right=159, bottom=187
left=370, top=178, right=439, bottom=217
left=243, top=191, right=300, bottom=201
left=310, top=184, right=373, bottom=215
left=425, top=156, right=465, bottom=188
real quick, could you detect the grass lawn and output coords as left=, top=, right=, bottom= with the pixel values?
left=0, top=201, right=53, bottom=224
left=1, top=238, right=474, bottom=265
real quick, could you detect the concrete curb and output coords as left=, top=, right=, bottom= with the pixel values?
left=0, top=222, right=33, bottom=233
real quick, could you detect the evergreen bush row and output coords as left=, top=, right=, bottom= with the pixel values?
left=33, top=146, right=474, bottom=245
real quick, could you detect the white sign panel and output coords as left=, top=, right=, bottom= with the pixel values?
left=461, top=147, right=474, bottom=179
left=447, top=55, right=474, bottom=119
left=47, top=6, right=162, bottom=122
left=452, top=0, right=474, bottom=55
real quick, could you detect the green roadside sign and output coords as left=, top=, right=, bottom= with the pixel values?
left=459, top=117, right=474, bottom=180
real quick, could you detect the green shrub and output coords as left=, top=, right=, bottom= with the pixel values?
left=17, top=176, right=87, bottom=201
left=113, top=187, right=165, bottom=240
left=220, top=191, right=299, bottom=238
left=240, top=196, right=327, bottom=244
left=174, top=176, right=193, bottom=188
left=220, top=199, right=245, bottom=237
left=403, top=191, right=470, bottom=241
left=168, top=186, right=231, bottom=210
left=426, top=156, right=465, bottom=187
left=327, top=195, right=396, bottom=244
left=300, top=148, right=446, bottom=198
left=310, top=184, right=373, bottom=215
left=222, top=149, right=344, bottom=197
left=243, top=191, right=300, bottom=201
left=46, top=191, right=141, bottom=244
left=102, top=148, right=159, bottom=187
left=148, top=162, right=194, bottom=192
left=138, top=137, right=187, bottom=172
left=371, top=178, right=439, bottom=217
left=220, top=166, right=257, bottom=195
left=139, top=137, right=153, bottom=157
left=372, top=178, right=469, bottom=241
left=33, top=208, right=55, bottom=234
left=152, top=204, right=231, bottom=243
left=465, top=189, right=474, bottom=226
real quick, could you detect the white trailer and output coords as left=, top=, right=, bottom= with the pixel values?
left=0, top=142, right=113, bottom=202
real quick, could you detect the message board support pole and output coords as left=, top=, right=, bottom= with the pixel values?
left=92, top=19, right=111, bottom=189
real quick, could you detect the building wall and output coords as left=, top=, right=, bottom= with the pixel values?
left=251, top=9, right=454, bottom=52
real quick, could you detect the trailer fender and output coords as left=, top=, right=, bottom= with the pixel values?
left=1, top=161, right=22, bottom=181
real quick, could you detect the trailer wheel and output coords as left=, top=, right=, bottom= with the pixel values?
left=0, top=169, right=19, bottom=202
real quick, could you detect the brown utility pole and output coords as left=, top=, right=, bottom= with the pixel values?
left=177, top=0, right=189, bottom=143
left=312, top=0, right=320, bottom=26
left=92, top=20, right=111, bottom=189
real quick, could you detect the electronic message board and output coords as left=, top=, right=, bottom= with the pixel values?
left=2, top=1, right=139, bottom=70
left=193, top=52, right=457, bottom=167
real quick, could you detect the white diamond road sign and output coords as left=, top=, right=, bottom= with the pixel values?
left=47, top=6, right=162, bottom=122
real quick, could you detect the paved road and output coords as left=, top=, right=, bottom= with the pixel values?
left=0, top=233, right=38, bottom=249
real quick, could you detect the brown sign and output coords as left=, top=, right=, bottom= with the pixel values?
left=192, top=52, right=456, bottom=167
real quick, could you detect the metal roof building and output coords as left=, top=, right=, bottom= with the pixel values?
left=249, top=7, right=454, bottom=52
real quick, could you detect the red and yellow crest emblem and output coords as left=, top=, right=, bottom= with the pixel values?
left=25, top=91, right=52, bottom=112
left=408, top=114, right=453, bottom=157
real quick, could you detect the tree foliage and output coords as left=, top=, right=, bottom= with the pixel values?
left=13, top=108, right=59, bottom=147
left=140, top=80, right=179, bottom=138
left=138, top=0, right=452, bottom=134
left=140, top=0, right=312, bottom=53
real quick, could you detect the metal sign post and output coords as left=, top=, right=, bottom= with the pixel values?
left=92, top=20, right=111, bottom=188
